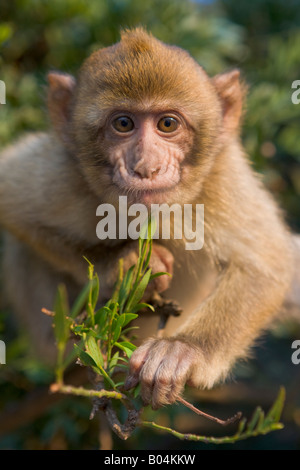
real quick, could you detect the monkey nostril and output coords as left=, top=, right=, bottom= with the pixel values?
left=151, top=167, right=161, bottom=178
left=133, top=166, right=161, bottom=179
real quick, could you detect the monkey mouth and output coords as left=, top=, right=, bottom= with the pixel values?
left=112, top=168, right=180, bottom=205
left=115, top=183, right=176, bottom=206
left=135, top=188, right=172, bottom=205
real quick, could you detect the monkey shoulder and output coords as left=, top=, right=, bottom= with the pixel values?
left=0, top=133, right=99, bottom=242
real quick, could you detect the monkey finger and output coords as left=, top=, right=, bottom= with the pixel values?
left=139, top=340, right=175, bottom=406
left=123, top=373, right=140, bottom=391
left=139, top=355, right=167, bottom=405
left=152, top=244, right=174, bottom=276
left=124, top=338, right=157, bottom=390
left=150, top=351, right=190, bottom=408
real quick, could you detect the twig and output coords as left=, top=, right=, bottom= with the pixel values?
left=140, top=420, right=235, bottom=443
left=177, top=396, right=242, bottom=426
left=140, top=420, right=245, bottom=444
left=50, top=383, right=125, bottom=401
left=104, top=402, right=141, bottom=440
left=41, top=307, right=55, bottom=317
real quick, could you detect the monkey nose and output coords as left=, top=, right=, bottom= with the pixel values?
left=133, top=165, right=161, bottom=180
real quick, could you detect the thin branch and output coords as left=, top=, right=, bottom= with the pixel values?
left=104, top=402, right=141, bottom=440
left=177, top=396, right=242, bottom=426
left=140, top=420, right=237, bottom=443
left=50, top=382, right=125, bottom=401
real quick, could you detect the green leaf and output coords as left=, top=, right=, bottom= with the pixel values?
left=115, top=341, right=137, bottom=358
left=133, top=383, right=142, bottom=398
left=94, top=306, right=110, bottom=331
left=140, top=216, right=157, bottom=240
left=265, top=387, right=286, bottom=425
left=91, top=274, right=100, bottom=311
left=112, top=325, right=122, bottom=343
left=246, top=406, right=262, bottom=433
left=121, top=313, right=139, bottom=327
left=119, top=265, right=135, bottom=306
left=236, top=417, right=247, bottom=436
left=73, top=343, right=98, bottom=369
left=120, top=326, right=140, bottom=337
left=71, top=325, right=90, bottom=336
left=256, top=410, right=265, bottom=432
left=144, top=239, right=152, bottom=270
left=131, top=303, right=154, bottom=313
left=86, top=336, right=104, bottom=368
left=54, top=284, right=70, bottom=346
left=126, top=269, right=152, bottom=311
left=114, top=363, right=130, bottom=370
left=150, top=271, right=172, bottom=280
left=134, top=269, right=152, bottom=302
left=108, top=351, right=120, bottom=371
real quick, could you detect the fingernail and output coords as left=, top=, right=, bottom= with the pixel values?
left=124, top=375, right=139, bottom=390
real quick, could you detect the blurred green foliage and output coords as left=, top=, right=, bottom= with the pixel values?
left=0, top=0, right=300, bottom=450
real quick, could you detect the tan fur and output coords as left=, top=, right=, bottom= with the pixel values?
left=0, top=29, right=296, bottom=407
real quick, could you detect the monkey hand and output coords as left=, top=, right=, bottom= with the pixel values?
left=147, top=244, right=174, bottom=294
left=124, top=337, right=205, bottom=409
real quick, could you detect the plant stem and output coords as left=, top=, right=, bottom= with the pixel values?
left=50, top=383, right=125, bottom=400
left=178, top=396, right=242, bottom=426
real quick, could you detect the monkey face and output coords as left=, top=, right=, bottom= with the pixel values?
left=100, top=108, right=194, bottom=206
left=51, top=29, right=228, bottom=207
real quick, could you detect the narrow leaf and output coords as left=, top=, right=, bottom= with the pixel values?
left=73, top=343, right=98, bottom=368
left=126, top=269, right=152, bottom=311
left=131, top=303, right=154, bottom=313
left=54, top=284, right=70, bottom=346
left=91, top=274, right=100, bottom=311
left=121, top=313, right=139, bottom=327
left=94, top=306, right=110, bottom=330
left=266, top=387, right=286, bottom=423
left=150, top=271, right=172, bottom=280
left=119, top=265, right=135, bottom=307
left=86, top=336, right=104, bottom=368
left=115, top=341, right=137, bottom=358
left=246, top=406, right=262, bottom=433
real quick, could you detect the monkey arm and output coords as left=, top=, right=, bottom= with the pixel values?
left=125, top=237, right=293, bottom=409
left=174, top=262, right=290, bottom=383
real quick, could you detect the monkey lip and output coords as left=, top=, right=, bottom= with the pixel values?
left=117, top=184, right=175, bottom=206
left=135, top=188, right=172, bottom=205
left=113, top=171, right=179, bottom=205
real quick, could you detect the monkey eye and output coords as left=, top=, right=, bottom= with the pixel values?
left=112, top=116, right=134, bottom=133
left=157, top=116, right=178, bottom=133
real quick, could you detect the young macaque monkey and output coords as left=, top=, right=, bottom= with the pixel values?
left=0, top=28, right=297, bottom=409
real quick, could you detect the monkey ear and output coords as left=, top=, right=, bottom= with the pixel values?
left=212, top=70, right=245, bottom=133
left=47, top=72, right=76, bottom=143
